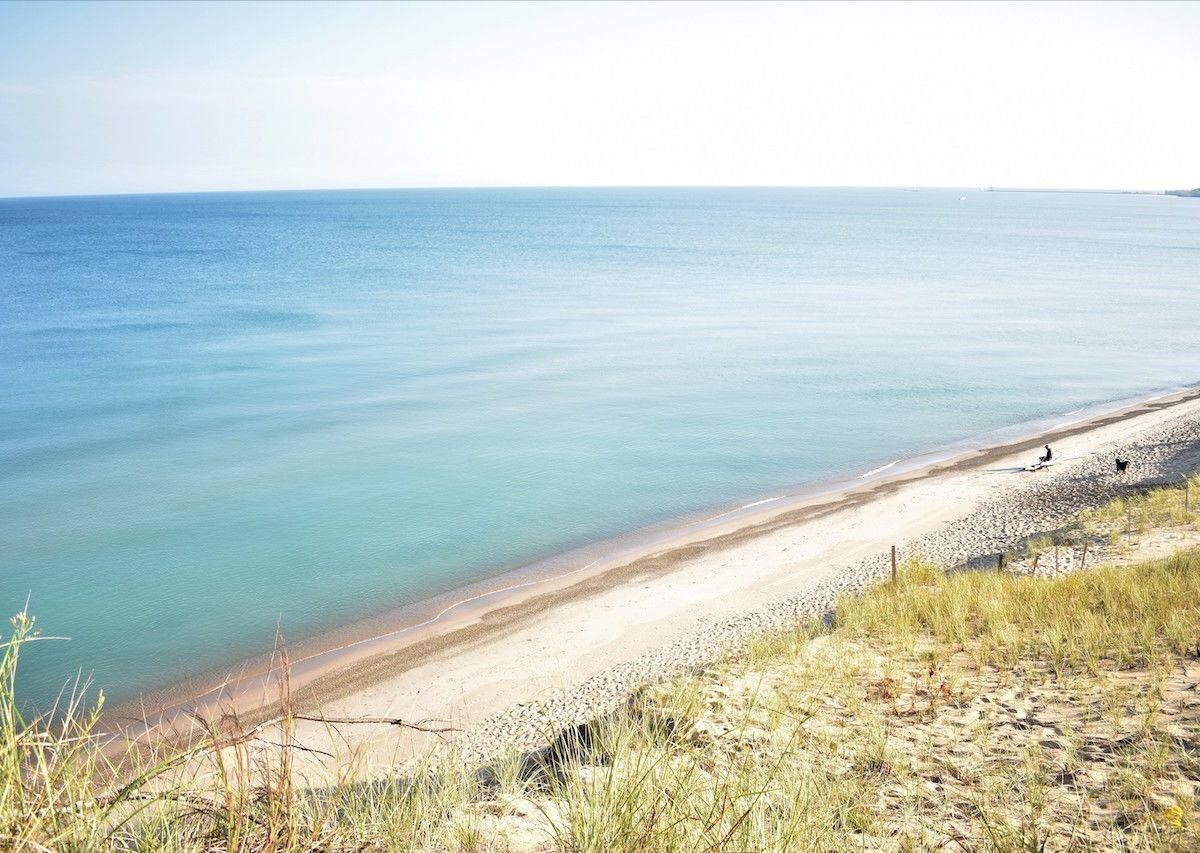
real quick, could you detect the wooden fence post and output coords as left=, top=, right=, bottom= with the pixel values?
left=1032, top=553, right=1040, bottom=573
left=891, top=545, right=897, bottom=583
left=998, top=552, right=1005, bottom=571
left=1080, top=541, right=1088, bottom=571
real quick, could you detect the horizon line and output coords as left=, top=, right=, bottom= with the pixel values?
left=0, top=182, right=1185, bottom=203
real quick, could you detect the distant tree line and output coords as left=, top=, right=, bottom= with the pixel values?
left=1166, top=187, right=1200, bottom=197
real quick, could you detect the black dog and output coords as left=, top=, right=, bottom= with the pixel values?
left=1115, top=457, right=1130, bottom=473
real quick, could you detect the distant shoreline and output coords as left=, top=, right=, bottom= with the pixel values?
left=984, top=187, right=1166, bottom=195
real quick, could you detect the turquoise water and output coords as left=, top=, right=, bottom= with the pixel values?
left=2, top=187, right=1198, bottom=709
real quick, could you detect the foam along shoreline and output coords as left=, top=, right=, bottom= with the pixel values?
left=107, top=383, right=1200, bottom=754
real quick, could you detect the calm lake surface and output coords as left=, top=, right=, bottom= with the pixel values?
left=2, top=187, right=1198, bottom=707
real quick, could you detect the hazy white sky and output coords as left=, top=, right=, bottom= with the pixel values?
left=1, top=0, right=1197, bottom=197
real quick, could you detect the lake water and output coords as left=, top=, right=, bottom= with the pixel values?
left=2, top=187, right=1198, bottom=709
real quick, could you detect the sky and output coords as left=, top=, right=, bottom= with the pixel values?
left=0, top=0, right=1197, bottom=198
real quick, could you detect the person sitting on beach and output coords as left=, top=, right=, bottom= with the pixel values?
left=1039, top=445, right=1052, bottom=464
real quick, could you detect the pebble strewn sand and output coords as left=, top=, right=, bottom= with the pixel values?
left=444, top=403, right=1200, bottom=770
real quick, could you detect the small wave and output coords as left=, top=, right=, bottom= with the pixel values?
left=859, top=460, right=899, bottom=479
left=1063, top=408, right=1084, bottom=416
left=690, top=496, right=787, bottom=526
left=738, top=496, right=785, bottom=511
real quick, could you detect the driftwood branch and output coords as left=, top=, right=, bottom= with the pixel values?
left=292, top=714, right=459, bottom=735
left=96, top=709, right=456, bottom=812
left=252, top=738, right=335, bottom=758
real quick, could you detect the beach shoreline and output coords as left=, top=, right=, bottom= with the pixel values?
left=106, top=384, right=1200, bottom=764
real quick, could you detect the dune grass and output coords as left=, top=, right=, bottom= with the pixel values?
left=838, top=552, right=1200, bottom=675
left=0, top=611, right=493, bottom=852
left=1081, top=473, right=1200, bottom=549
left=506, top=551, right=1200, bottom=851
left=4, top=487, right=1200, bottom=850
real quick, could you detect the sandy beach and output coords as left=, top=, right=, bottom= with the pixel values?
left=116, top=387, right=1200, bottom=779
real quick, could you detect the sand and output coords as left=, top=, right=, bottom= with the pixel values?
left=129, top=388, right=1200, bottom=780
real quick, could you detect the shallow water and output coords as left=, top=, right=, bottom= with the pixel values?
left=2, top=187, right=1198, bottom=708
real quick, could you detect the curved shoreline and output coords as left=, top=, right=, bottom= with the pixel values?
left=106, top=382, right=1200, bottom=744
left=438, top=383, right=1200, bottom=770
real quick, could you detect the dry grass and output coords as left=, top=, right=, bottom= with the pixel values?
left=0, top=613, right=489, bottom=851
left=1081, top=474, right=1200, bottom=552
left=838, top=554, right=1200, bottom=676
left=4, top=483, right=1200, bottom=850
left=468, top=551, right=1200, bottom=851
